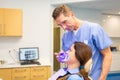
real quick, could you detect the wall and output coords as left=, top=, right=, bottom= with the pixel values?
left=102, top=15, right=120, bottom=37
left=70, top=6, right=102, bottom=24
left=0, top=0, right=53, bottom=66
left=51, top=0, right=93, bottom=5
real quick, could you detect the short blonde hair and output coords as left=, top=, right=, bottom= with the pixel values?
left=52, top=5, right=71, bottom=20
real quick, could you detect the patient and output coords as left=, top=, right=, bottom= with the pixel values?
left=49, top=42, right=92, bottom=80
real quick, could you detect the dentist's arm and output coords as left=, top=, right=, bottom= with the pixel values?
left=99, top=47, right=112, bottom=80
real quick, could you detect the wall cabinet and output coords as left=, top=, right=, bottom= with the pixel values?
left=110, top=53, right=120, bottom=71
left=0, top=66, right=50, bottom=80
left=0, top=8, right=22, bottom=36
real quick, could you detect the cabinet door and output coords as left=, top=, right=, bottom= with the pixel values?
left=12, top=68, right=30, bottom=80
left=4, top=9, right=22, bottom=36
left=0, top=68, right=11, bottom=80
left=0, top=9, right=4, bottom=36
left=31, top=66, right=50, bottom=80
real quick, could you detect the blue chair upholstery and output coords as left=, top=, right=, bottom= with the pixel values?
left=107, top=72, right=120, bottom=80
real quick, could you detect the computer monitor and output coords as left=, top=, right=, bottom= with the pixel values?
left=19, top=47, right=39, bottom=61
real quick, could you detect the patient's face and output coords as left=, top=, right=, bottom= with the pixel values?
left=67, top=44, right=79, bottom=64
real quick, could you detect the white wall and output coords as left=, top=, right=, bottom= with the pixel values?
left=69, top=6, right=102, bottom=24
left=102, top=15, right=120, bottom=37
left=0, top=0, right=53, bottom=66
left=51, top=0, right=93, bottom=5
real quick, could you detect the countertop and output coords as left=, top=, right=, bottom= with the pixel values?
left=0, top=63, right=51, bottom=68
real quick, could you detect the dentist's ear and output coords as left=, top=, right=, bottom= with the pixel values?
left=69, top=11, right=75, bottom=16
left=85, top=58, right=93, bottom=73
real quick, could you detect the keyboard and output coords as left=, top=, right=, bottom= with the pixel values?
left=20, top=61, right=41, bottom=65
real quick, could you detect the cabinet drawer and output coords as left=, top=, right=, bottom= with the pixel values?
left=0, top=68, right=11, bottom=80
left=31, top=66, right=50, bottom=80
left=12, top=68, right=30, bottom=74
left=12, top=68, right=30, bottom=80
left=31, top=74, right=48, bottom=80
left=12, top=75, right=30, bottom=80
left=31, top=66, right=48, bottom=73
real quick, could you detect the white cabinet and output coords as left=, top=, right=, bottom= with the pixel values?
left=110, top=53, right=120, bottom=71
left=102, top=15, right=120, bottom=37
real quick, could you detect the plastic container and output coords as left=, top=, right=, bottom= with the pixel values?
left=0, top=60, right=5, bottom=65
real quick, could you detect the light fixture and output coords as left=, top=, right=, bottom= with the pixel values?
left=103, top=19, right=106, bottom=22
left=102, top=13, right=120, bottom=16
left=107, top=16, right=111, bottom=18
left=118, top=11, right=120, bottom=14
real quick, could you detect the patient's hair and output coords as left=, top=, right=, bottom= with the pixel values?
left=74, top=42, right=92, bottom=80
left=57, top=42, right=92, bottom=80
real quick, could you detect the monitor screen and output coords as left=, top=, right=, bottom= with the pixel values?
left=19, top=47, right=39, bottom=61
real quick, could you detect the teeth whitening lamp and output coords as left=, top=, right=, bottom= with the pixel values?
left=58, top=51, right=69, bottom=63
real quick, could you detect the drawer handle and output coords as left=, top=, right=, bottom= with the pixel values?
left=0, top=24, right=2, bottom=34
left=33, top=75, right=45, bottom=77
left=33, top=68, right=46, bottom=71
left=15, top=69, right=26, bottom=72
left=15, top=76, right=26, bottom=79
left=3, top=24, right=5, bottom=34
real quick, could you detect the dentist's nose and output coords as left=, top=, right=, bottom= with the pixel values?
left=61, top=25, right=67, bottom=30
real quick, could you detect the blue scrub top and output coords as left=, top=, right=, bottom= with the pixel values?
left=62, top=21, right=113, bottom=80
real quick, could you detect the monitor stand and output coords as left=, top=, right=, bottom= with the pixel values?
left=20, top=60, right=41, bottom=65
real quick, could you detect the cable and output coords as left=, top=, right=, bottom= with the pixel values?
left=8, top=50, right=19, bottom=63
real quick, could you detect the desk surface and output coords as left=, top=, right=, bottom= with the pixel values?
left=0, top=63, right=51, bottom=68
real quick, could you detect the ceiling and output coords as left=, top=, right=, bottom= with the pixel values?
left=66, top=0, right=120, bottom=14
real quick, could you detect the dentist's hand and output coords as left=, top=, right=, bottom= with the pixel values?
left=54, top=52, right=59, bottom=61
